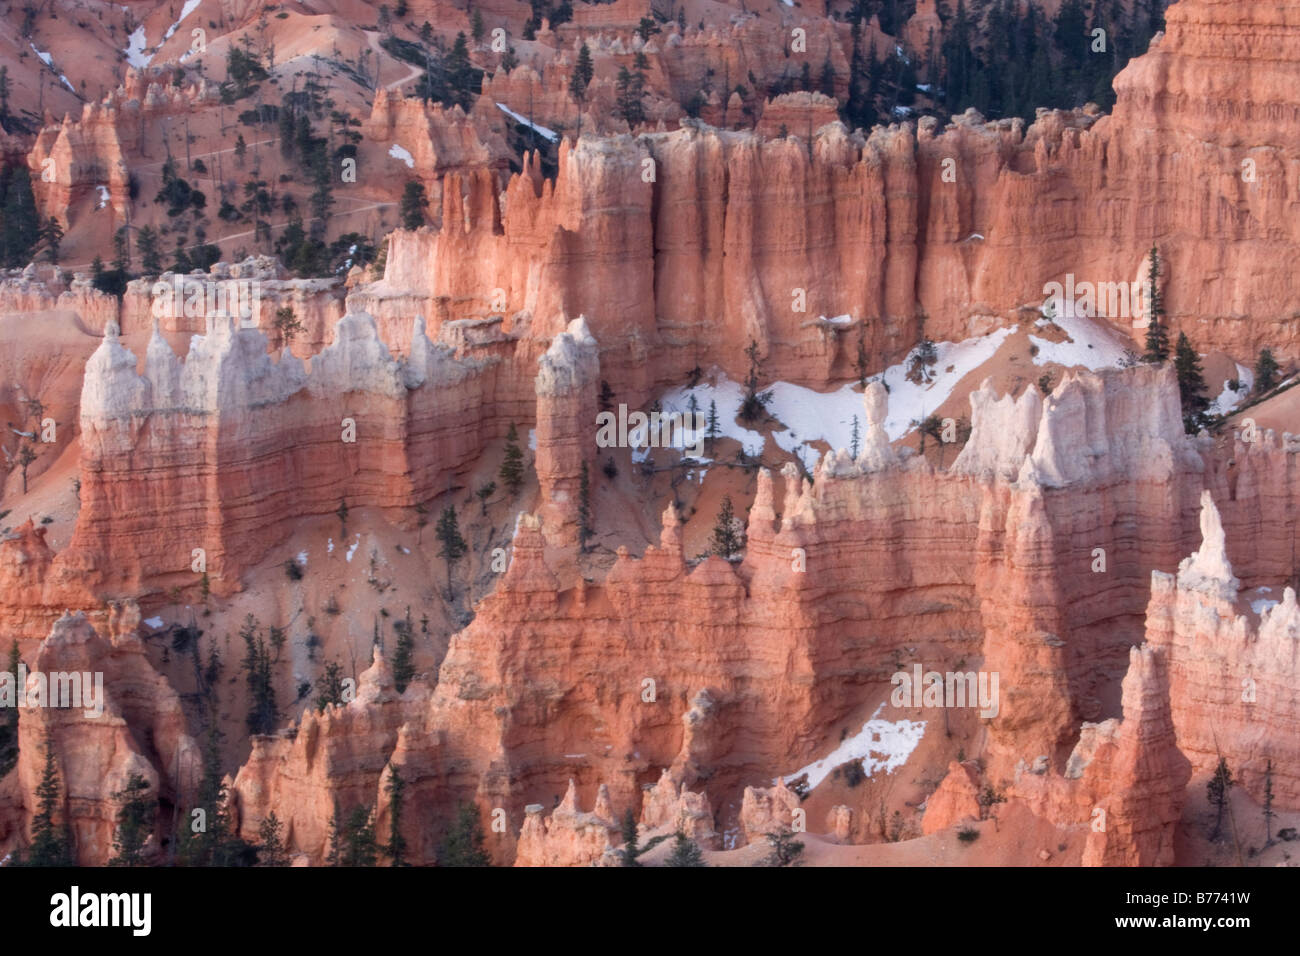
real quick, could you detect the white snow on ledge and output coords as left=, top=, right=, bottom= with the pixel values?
left=496, top=102, right=558, bottom=143
left=388, top=144, right=415, bottom=168
left=779, top=703, right=926, bottom=790
left=163, top=0, right=202, bottom=42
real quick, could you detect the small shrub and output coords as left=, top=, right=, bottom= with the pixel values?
left=284, top=559, right=304, bottom=581
left=957, top=826, right=979, bottom=843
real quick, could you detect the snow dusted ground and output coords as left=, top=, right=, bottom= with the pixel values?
left=655, top=326, right=1015, bottom=470
left=1031, top=302, right=1134, bottom=370
left=1207, top=363, right=1253, bottom=416
left=779, top=704, right=926, bottom=790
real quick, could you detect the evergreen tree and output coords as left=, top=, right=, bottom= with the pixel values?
left=1174, top=332, right=1209, bottom=433
left=1254, top=348, right=1280, bottom=395
left=258, top=811, right=289, bottom=866
left=500, top=45, right=518, bottom=74
left=619, top=808, right=641, bottom=866
left=1207, top=756, right=1233, bottom=840
left=37, top=216, right=63, bottom=265
left=0, top=640, right=17, bottom=777
left=1, top=164, right=39, bottom=268
left=471, top=9, right=485, bottom=43
left=706, top=399, right=720, bottom=446
left=445, top=33, right=475, bottom=111
left=499, top=423, right=526, bottom=495
left=1142, top=246, right=1170, bottom=363
left=391, top=608, right=415, bottom=693
left=136, top=224, right=160, bottom=274
left=26, top=736, right=72, bottom=865
left=435, top=506, right=467, bottom=594
left=711, top=495, right=741, bottom=560
left=1263, top=758, right=1276, bottom=847
left=328, top=804, right=378, bottom=866
left=615, top=61, right=646, bottom=127
left=0, top=66, right=9, bottom=121
left=739, top=338, right=773, bottom=421
left=569, top=42, right=594, bottom=103
left=239, top=615, right=277, bottom=736
left=439, top=802, right=491, bottom=866
left=577, top=462, right=593, bottom=551
left=109, top=774, right=153, bottom=866
left=664, top=829, right=706, bottom=866
left=764, top=826, right=805, bottom=867
left=850, top=415, right=861, bottom=458
left=315, top=660, right=347, bottom=711
left=384, top=765, right=408, bottom=866
left=399, top=180, right=428, bottom=229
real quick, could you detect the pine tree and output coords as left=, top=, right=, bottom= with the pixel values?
left=1, top=164, right=39, bottom=268
left=664, top=829, right=706, bottom=866
left=27, top=736, right=72, bottom=866
left=1174, top=332, right=1209, bottom=433
left=257, top=811, right=289, bottom=866
left=711, top=495, right=741, bottom=560
left=1207, top=756, right=1233, bottom=840
left=1263, top=758, right=1276, bottom=847
left=136, top=224, right=160, bottom=274
left=435, top=506, right=467, bottom=594
left=578, top=462, right=593, bottom=550
left=109, top=774, right=154, bottom=866
left=445, top=33, right=474, bottom=111
left=384, top=765, right=408, bottom=866
left=499, top=423, right=526, bottom=495
left=399, top=180, right=428, bottom=229
left=739, top=338, right=772, bottom=421
left=328, top=804, right=378, bottom=866
left=315, top=660, right=347, bottom=711
left=439, top=802, right=491, bottom=866
left=706, top=399, right=720, bottom=446
left=850, top=414, right=861, bottom=458
left=239, top=615, right=277, bottom=736
left=1142, top=245, right=1169, bottom=363
left=0, top=640, right=17, bottom=777
left=619, top=808, right=641, bottom=866
left=38, top=216, right=63, bottom=265
left=391, top=607, right=414, bottom=693
left=764, top=826, right=804, bottom=866
left=570, top=42, right=594, bottom=103
left=1254, top=348, right=1280, bottom=395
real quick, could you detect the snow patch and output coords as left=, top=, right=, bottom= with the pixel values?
left=1030, top=304, right=1132, bottom=371
left=95, top=185, right=110, bottom=209
left=345, top=535, right=360, bottom=563
left=143, top=616, right=165, bottom=629
left=1252, top=598, right=1279, bottom=616
left=327, top=537, right=334, bottom=554
left=659, top=376, right=765, bottom=457
left=163, top=0, right=202, bottom=42
left=124, top=26, right=151, bottom=68
left=527, top=427, right=537, bottom=452
left=780, top=703, right=926, bottom=790
left=496, top=103, right=559, bottom=143
left=1207, top=363, right=1253, bottom=417
left=388, top=144, right=415, bottom=168
left=295, top=550, right=308, bottom=566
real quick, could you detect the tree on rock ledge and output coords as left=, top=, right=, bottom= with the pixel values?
left=1142, top=245, right=1170, bottom=364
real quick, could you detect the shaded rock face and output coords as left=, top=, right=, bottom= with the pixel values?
left=4, top=610, right=199, bottom=865
left=1146, top=493, right=1300, bottom=808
